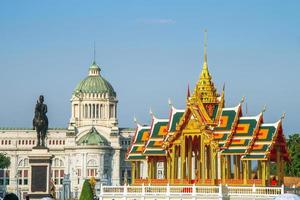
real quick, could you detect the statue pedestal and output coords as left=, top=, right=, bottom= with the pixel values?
left=28, top=147, right=53, bottom=200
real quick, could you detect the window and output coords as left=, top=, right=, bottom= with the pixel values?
left=52, top=169, right=64, bottom=185
left=87, top=159, right=98, bottom=177
left=0, top=170, right=10, bottom=185
left=17, top=170, right=28, bottom=185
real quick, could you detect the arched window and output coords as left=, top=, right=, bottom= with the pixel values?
left=17, top=158, right=29, bottom=186
left=87, top=159, right=98, bottom=177
left=52, top=158, right=64, bottom=185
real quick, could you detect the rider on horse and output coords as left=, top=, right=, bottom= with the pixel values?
left=33, top=95, right=48, bottom=147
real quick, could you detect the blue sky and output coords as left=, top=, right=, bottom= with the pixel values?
left=0, top=1, right=299, bottom=134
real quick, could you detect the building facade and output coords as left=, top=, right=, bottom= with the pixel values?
left=0, top=61, right=134, bottom=199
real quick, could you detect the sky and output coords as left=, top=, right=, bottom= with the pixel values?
left=0, top=1, right=299, bottom=135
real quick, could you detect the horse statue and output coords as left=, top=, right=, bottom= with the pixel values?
left=33, top=95, right=48, bottom=147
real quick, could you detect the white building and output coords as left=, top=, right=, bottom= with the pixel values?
left=0, top=61, right=134, bottom=199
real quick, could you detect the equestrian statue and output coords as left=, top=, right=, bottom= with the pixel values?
left=33, top=95, right=49, bottom=147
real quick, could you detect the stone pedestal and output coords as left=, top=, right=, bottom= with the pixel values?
left=28, top=147, right=53, bottom=200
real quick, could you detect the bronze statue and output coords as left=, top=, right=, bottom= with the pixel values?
left=33, top=95, right=48, bottom=147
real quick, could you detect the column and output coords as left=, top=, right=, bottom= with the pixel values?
left=171, top=146, right=175, bottom=181
left=236, top=156, right=241, bottom=179
left=99, top=153, right=104, bottom=178
left=131, top=162, right=136, bottom=184
left=174, top=146, right=178, bottom=179
left=242, top=160, right=247, bottom=184
left=187, top=136, right=192, bottom=180
left=261, top=161, right=266, bottom=186
left=112, top=149, right=120, bottom=185
left=217, top=152, right=221, bottom=180
left=181, top=136, right=186, bottom=180
left=201, top=136, right=205, bottom=183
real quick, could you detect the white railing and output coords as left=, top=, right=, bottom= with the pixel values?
left=98, top=184, right=299, bottom=200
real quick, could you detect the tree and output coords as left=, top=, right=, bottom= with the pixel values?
left=0, top=153, right=10, bottom=169
left=79, top=179, right=94, bottom=200
left=284, top=133, right=300, bottom=177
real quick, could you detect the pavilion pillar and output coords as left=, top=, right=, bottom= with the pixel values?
left=174, top=146, right=179, bottom=179
left=217, top=152, right=221, bottom=181
left=242, top=160, right=247, bottom=184
left=233, top=156, right=237, bottom=179
left=136, top=161, right=140, bottom=179
left=198, top=136, right=202, bottom=181
left=261, top=161, right=266, bottom=186
left=132, top=162, right=136, bottom=184
left=211, top=149, right=216, bottom=182
left=227, top=155, right=231, bottom=179
left=257, top=161, right=262, bottom=179
left=153, top=160, right=156, bottom=179
left=187, top=136, right=192, bottom=181
left=265, top=160, right=270, bottom=186
left=164, top=159, right=167, bottom=179
left=201, top=138, right=206, bottom=183
left=221, top=155, right=226, bottom=184
left=170, top=147, right=174, bottom=180
left=181, top=136, right=186, bottom=180
left=247, top=160, right=252, bottom=180
left=236, top=156, right=241, bottom=179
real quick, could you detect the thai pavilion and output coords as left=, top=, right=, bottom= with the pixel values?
left=126, top=32, right=290, bottom=187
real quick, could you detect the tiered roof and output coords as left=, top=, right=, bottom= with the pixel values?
left=126, top=32, right=288, bottom=162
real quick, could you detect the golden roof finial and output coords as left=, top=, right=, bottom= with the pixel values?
left=204, top=29, right=207, bottom=65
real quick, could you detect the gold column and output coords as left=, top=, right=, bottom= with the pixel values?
left=136, top=161, right=140, bottom=179
left=266, top=160, right=270, bottom=186
left=261, top=161, right=266, bottom=186
left=247, top=160, right=252, bottom=180
left=153, top=159, right=156, bottom=179
left=181, top=136, right=186, bottom=180
left=211, top=149, right=216, bottom=182
left=147, top=159, right=152, bottom=179
left=201, top=136, right=205, bottom=183
left=257, top=161, right=262, bottom=179
left=227, top=155, right=231, bottom=179
left=198, top=136, right=202, bottom=181
left=242, top=160, right=247, bottom=184
left=187, top=136, right=192, bottom=180
left=174, top=146, right=178, bottom=179
left=164, top=159, right=167, bottom=179
left=132, top=162, right=136, bottom=184
left=236, top=156, right=241, bottom=179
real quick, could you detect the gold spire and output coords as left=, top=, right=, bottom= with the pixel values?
left=194, top=29, right=219, bottom=104
left=203, top=29, right=207, bottom=67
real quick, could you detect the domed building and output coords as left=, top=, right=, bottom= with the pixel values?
left=0, top=61, right=134, bottom=199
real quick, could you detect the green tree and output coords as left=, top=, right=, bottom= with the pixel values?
left=0, top=153, right=10, bottom=169
left=284, top=133, right=300, bottom=177
left=79, top=179, right=94, bottom=200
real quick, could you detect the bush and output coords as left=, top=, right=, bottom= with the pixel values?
left=79, top=179, right=94, bottom=200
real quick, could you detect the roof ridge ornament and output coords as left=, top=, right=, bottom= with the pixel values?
left=281, top=112, right=286, bottom=120
left=168, top=98, right=172, bottom=107
left=261, top=104, right=267, bottom=113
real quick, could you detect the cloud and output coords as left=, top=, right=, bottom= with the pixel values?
left=140, top=18, right=176, bottom=25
